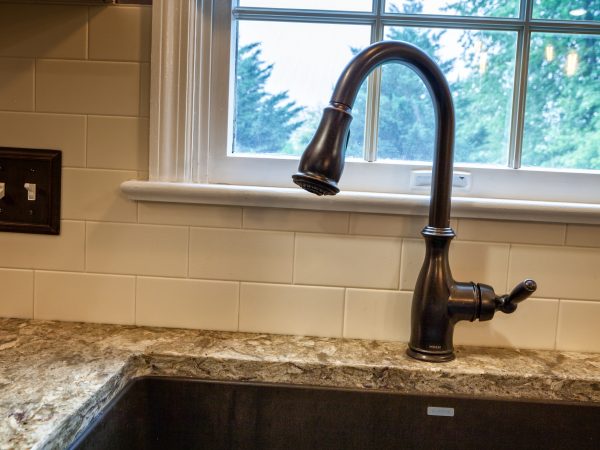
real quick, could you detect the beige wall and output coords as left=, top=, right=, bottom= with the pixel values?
left=1, top=3, right=599, bottom=353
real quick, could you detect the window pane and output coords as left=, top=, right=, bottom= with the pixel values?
left=385, top=0, right=519, bottom=18
left=522, top=33, right=600, bottom=170
left=238, top=1, right=372, bottom=12
left=232, top=21, right=371, bottom=157
left=533, top=1, right=600, bottom=21
left=378, top=27, right=517, bottom=164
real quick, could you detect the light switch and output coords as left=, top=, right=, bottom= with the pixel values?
left=24, top=182, right=36, bottom=201
left=0, top=148, right=61, bottom=235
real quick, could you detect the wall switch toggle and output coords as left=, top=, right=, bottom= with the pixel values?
left=24, top=182, right=36, bottom=201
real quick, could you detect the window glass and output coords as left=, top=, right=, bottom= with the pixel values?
left=238, top=1, right=372, bottom=12
left=232, top=21, right=371, bottom=157
left=522, top=33, right=600, bottom=169
left=533, top=0, right=600, bottom=21
left=385, top=0, right=519, bottom=18
left=379, top=27, right=517, bottom=164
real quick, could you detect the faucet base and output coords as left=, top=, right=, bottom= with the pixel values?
left=406, top=347, right=455, bottom=362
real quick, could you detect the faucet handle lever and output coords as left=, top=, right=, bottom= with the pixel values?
left=496, top=279, right=537, bottom=314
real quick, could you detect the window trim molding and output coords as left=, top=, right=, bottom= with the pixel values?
left=123, top=0, right=600, bottom=225
left=149, top=0, right=208, bottom=183
left=121, top=180, right=600, bottom=225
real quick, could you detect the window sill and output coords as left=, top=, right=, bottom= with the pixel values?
left=121, top=180, right=600, bottom=225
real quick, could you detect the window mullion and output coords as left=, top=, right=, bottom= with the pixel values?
left=508, top=0, right=535, bottom=169
left=508, top=28, right=529, bottom=169
left=364, top=0, right=385, bottom=162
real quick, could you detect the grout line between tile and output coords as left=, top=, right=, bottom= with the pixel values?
left=505, top=244, right=513, bottom=293
left=83, top=221, right=87, bottom=272
left=454, top=218, right=461, bottom=235
left=32, top=270, right=36, bottom=319
left=133, top=275, right=138, bottom=325
left=396, top=238, right=403, bottom=290
left=85, top=6, right=90, bottom=60
left=186, top=226, right=191, bottom=278
left=236, top=281, right=241, bottom=331
left=83, top=115, right=88, bottom=167
left=291, top=232, right=297, bottom=284
left=341, top=287, right=347, bottom=337
left=554, top=299, right=562, bottom=350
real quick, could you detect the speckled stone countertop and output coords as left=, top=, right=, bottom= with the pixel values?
left=1, top=318, right=599, bottom=449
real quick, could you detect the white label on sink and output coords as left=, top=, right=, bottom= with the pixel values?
left=427, top=406, right=455, bottom=417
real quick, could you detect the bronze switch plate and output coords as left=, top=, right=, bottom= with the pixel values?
left=0, top=147, right=61, bottom=235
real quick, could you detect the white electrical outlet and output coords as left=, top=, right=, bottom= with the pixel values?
left=410, top=170, right=471, bottom=190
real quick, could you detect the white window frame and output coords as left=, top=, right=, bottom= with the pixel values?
left=121, top=0, right=600, bottom=224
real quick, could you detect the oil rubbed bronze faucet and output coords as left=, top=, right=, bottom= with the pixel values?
left=292, top=41, right=537, bottom=362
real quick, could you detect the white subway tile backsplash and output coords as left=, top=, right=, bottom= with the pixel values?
left=398, top=240, right=424, bottom=291
left=136, top=277, right=239, bottom=331
left=87, top=116, right=149, bottom=171
left=400, top=240, right=509, bottom=291
left=189, top=228, right=294, bottom=283
left=239, top=283, right=344, bottom=337
left=0, top=4, right=598, bottom=356
left=0, top=221, right=84, bottom=271
left=36, top=60, right=143, bottom=116
left=457, top=219, right=565, bottom=245
left=86, top=222, right=188, bottom=277
left=508, top=245, right=600, bottom=301
left=557, top=300, right=600, bottom=352
left=140, top=203, right=242, bottom=228
left=89, top=5, right=152, bottom=62
left=243, top=207, right=349, bottom=234
left=294, top=234, right=401, bottom=289
left=0, top=4, right=87, bottom=59
left=0, top=58, right=34, bottom=111
left=0, top=112, right=86, bottom=167
left=62, top=169, right=138, bottom=222
left=454, top=298, right=559, bottom=350
left=566, top=224, right=600, bottom=248
left=349, top=213, right=427, bottom=237
left=344, top=289, right=412, bottom=341
left=0, top=269, right=34, bottom=319
left=34, top=271, right=135, bottom=324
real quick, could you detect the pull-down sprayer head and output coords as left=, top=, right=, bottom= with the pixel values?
left=292, top=103, right=352, bottom=196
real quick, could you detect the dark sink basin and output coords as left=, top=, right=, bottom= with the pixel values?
left=69, top=376, right=600, bottom=450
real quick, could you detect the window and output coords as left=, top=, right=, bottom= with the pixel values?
left=123, top=0, right=600, bottom=222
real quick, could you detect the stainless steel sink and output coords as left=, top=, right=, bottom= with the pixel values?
left=69, top=376, right=600, bottom=450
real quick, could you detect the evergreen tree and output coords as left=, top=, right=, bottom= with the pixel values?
left=351, top=0, right=599, bottom=169
left=234, top=1, right=598, bottom=169
left=350, top=1, right=452, bottom=162
left=450, top=0, right=599, bottom=169
left=234, top=43, right=304, bottom=153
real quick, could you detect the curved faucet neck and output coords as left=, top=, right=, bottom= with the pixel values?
left=330, top=41, right=455, bottom=229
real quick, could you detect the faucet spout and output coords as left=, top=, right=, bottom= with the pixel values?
left=293, top=40, right=454, bottom=228
left=292, top=40, right=536, bottom=362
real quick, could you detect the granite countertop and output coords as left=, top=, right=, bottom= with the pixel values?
left=0, top=318, right=599, bottom=449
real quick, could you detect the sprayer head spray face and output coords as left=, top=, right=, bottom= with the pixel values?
left=292, top=173, right=339, bottom=196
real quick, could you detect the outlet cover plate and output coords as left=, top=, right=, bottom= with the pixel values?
left=0, top=147, right=62, bottom=235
